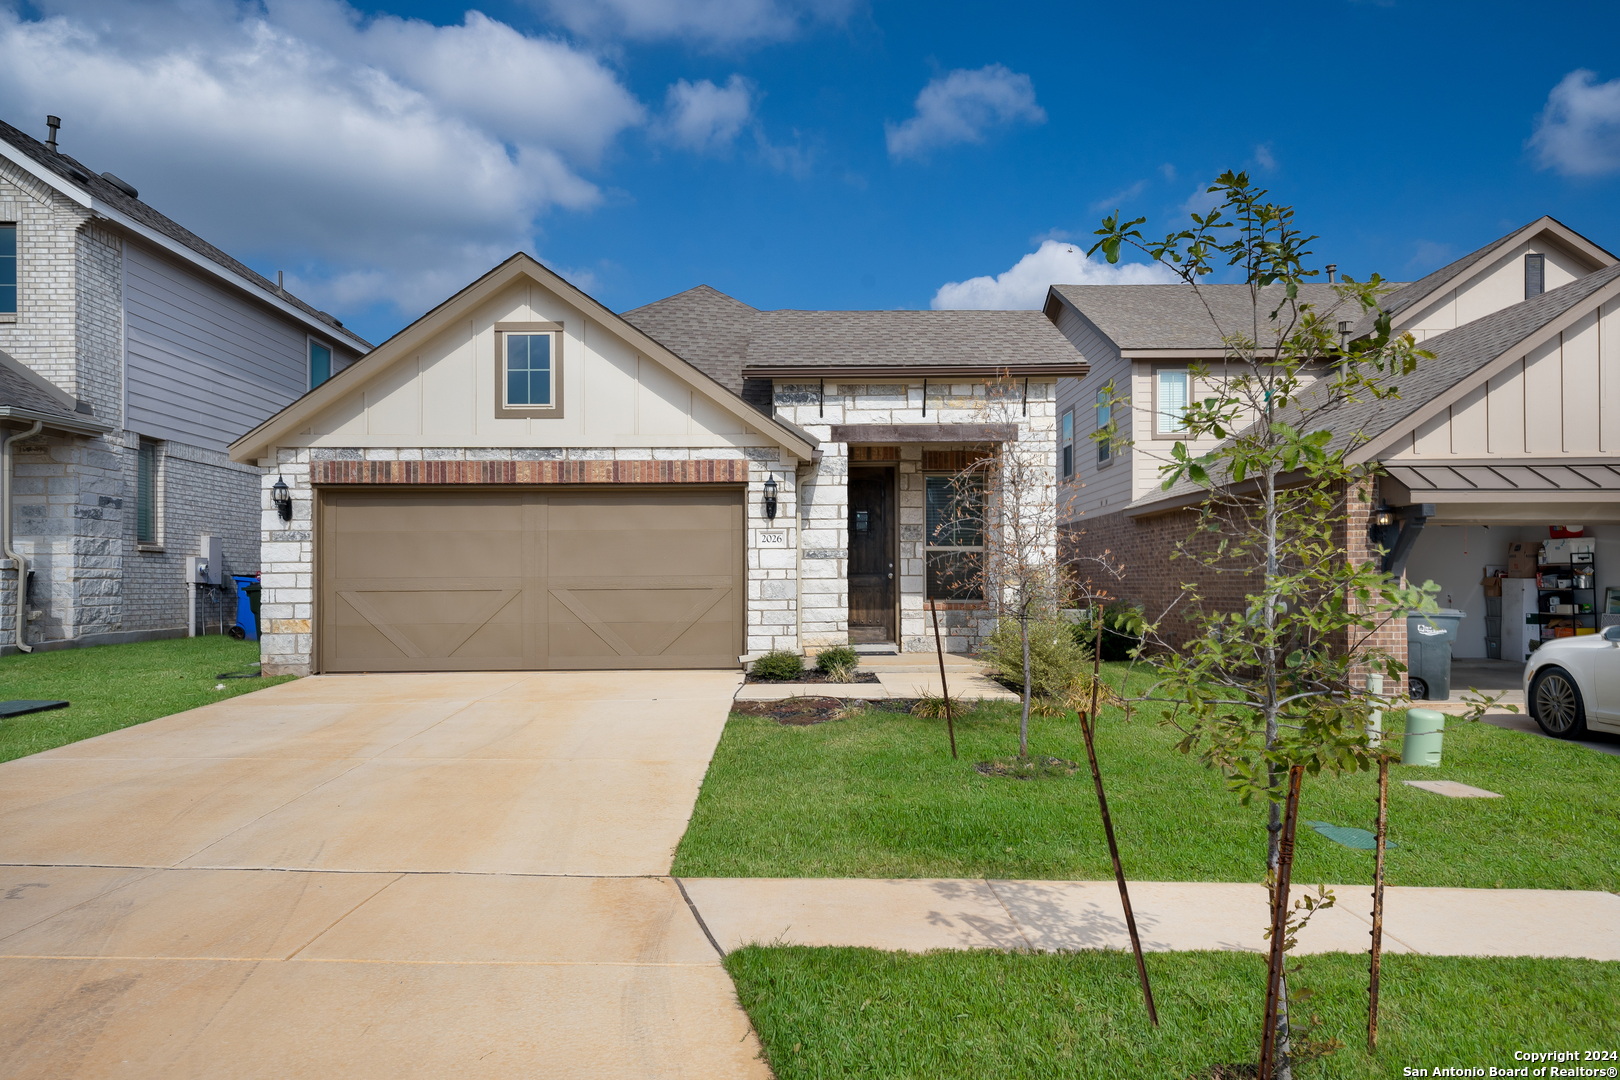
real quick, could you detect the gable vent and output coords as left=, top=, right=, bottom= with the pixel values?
left=1525, top=253, right=1545, bottom=298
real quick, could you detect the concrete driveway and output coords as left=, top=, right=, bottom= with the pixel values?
left=0, top=670, right=767, bottom=1079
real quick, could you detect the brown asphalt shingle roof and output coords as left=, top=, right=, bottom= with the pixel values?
left=0, top=348, right=108, bottom=430
left=623, top=287, right=1083, bottom=392
left=1049, top=282, right=1375, bottom=351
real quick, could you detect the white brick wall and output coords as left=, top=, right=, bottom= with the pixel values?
left=777, top=378, right=1059, bottom=655
left=256, top=445, right=801, bottom=675
left=250, top=380, right=1057, bottom=672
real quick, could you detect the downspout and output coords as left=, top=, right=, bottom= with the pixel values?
left=2, top=421, right=43, bottom=652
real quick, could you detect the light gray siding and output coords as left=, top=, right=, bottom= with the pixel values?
left=1052, top=300, right=1133, bottom=523
left=123, top=243, right=352, bottom=452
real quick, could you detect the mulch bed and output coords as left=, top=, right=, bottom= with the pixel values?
left=744, top=671, right=881, bottom=684
left=733, top=697, right=919, bottom=725
left=972, top=755, right=1080, bottom=780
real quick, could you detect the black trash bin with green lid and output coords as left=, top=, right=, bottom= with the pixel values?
left=1407, top=609, right=1464, bottom=700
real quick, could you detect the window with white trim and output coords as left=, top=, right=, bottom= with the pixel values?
left=1154, top=368, right=1189, bottom=437
left=925, top=473, right=985, bottom=600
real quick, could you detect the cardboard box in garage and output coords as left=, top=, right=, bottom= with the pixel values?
left=1506, top=541, right=1542, bottom=578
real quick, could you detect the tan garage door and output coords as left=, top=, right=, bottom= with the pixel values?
left=318, top=487, right=743, bottom=672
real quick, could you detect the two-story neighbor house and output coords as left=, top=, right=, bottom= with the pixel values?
left=229, top=255, right=1081, bottom=675
left=1, top=117, right=368, bottom=653
left=1053, top=216, right=1620, bottom=674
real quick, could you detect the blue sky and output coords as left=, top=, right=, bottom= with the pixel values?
left=4, top=0, right=1620, bottom=345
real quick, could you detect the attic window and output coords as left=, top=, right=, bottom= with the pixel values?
left=505, top=333, right=554, bottom=407
left=493, top=322, right=566, bottom=419
left=0, top=223, right=15, bottom=314
left=1525, top=253, right=1545, bottom=298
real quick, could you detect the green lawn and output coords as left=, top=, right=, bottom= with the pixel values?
left=0, top=637, right=294, bottom=763
left=726, top=946, right=1620, bottom=1080
left=674, top=666, right=1620, bottom=889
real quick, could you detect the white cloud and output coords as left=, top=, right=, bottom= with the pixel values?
left=1180, top=181, right=1220, bottom=217
left=659, top=74, right=755, bottom=153
left=1088, top=179, right=1147, bottom=214
left=931, top=240, right=1178, bottom=310
left=1253, top=142, right=1277, bottom=171
left=885, top=64, right=1045, bottom=162
left=1530, top=69, right=1620, bottom=177
left=534, top=0, right=857, bottom=46
left=0, top=0, right=646, bottom=319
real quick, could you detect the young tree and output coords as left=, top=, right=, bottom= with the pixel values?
left=1089, top=173, right=1439, bottom=1078
left=932, top=374, right=1064, bottom=759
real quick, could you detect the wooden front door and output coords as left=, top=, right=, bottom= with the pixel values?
left=847, top=467, right=896, bottom=644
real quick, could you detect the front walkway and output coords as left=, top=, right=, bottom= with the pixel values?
left=682, top=877, right=1620, bottom=960
left=0, top=671, right=767, bottom=1079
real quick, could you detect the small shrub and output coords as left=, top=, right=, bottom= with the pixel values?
left=751, top=650, right=804, bottom=681
left=815, top=646, right=859, bottom=682
left=910, top=691, right=967, bottom=719
left=985, top=617, right=1094, bottom=702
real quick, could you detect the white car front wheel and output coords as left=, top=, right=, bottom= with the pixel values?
left=1530, top=667, right=1588, bottom=739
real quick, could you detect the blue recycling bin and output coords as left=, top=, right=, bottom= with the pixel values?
left=231, top=575, right=260, bottom=641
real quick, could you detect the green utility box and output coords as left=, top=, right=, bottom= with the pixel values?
left=1402, top=708, right=1445, bottom=766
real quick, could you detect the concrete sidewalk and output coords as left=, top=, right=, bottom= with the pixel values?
left=681, top=877, right=1620, bottom=961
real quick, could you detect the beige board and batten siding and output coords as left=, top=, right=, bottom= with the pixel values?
left=123, top=243, right=357, bottom=453
left=298, top=279, right=772, bottom=450
left=1389, top=299, right=1620, bottom=460
left=1400, top=240, right=1597, bottom=343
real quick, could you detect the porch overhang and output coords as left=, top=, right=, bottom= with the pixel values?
left=1382, top=460, right=1620, bottom=505
left=831, top=423, right=1019, bottom=443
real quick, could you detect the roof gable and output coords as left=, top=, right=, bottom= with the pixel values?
left=230, top=254, right=815, bottom=462
left=1365, top=216, right=1615, bottom=334
left=1347, top=260, right=1620, bottom=462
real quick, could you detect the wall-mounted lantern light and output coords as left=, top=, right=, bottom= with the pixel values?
left=272, top=475, right=293, bottom=522
left=1372, top=505, right=1396, bottom=528
left=763, top=476, right=779, bottom=521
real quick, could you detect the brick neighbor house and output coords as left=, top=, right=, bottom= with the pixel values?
left=0, top=117, right=369, bottom=653
left=1052, top=216, right=1620, bottom=678
left=229, top=255, right=1081, bottom=676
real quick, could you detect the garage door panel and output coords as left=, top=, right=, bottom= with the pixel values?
left=319, top=488, right=741, bottom=672
left=547, top=585, right=734, bottom=661
left=328, top=588, right=526, bottom=669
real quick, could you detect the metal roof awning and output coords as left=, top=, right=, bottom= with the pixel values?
left=1383, top=460, right=1620, bottom=503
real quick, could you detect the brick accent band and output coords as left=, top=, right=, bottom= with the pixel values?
left=310, top=459, right=749, bottom=486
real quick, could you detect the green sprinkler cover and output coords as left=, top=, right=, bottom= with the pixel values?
left=1306, top=820, right=1395, bottom=851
